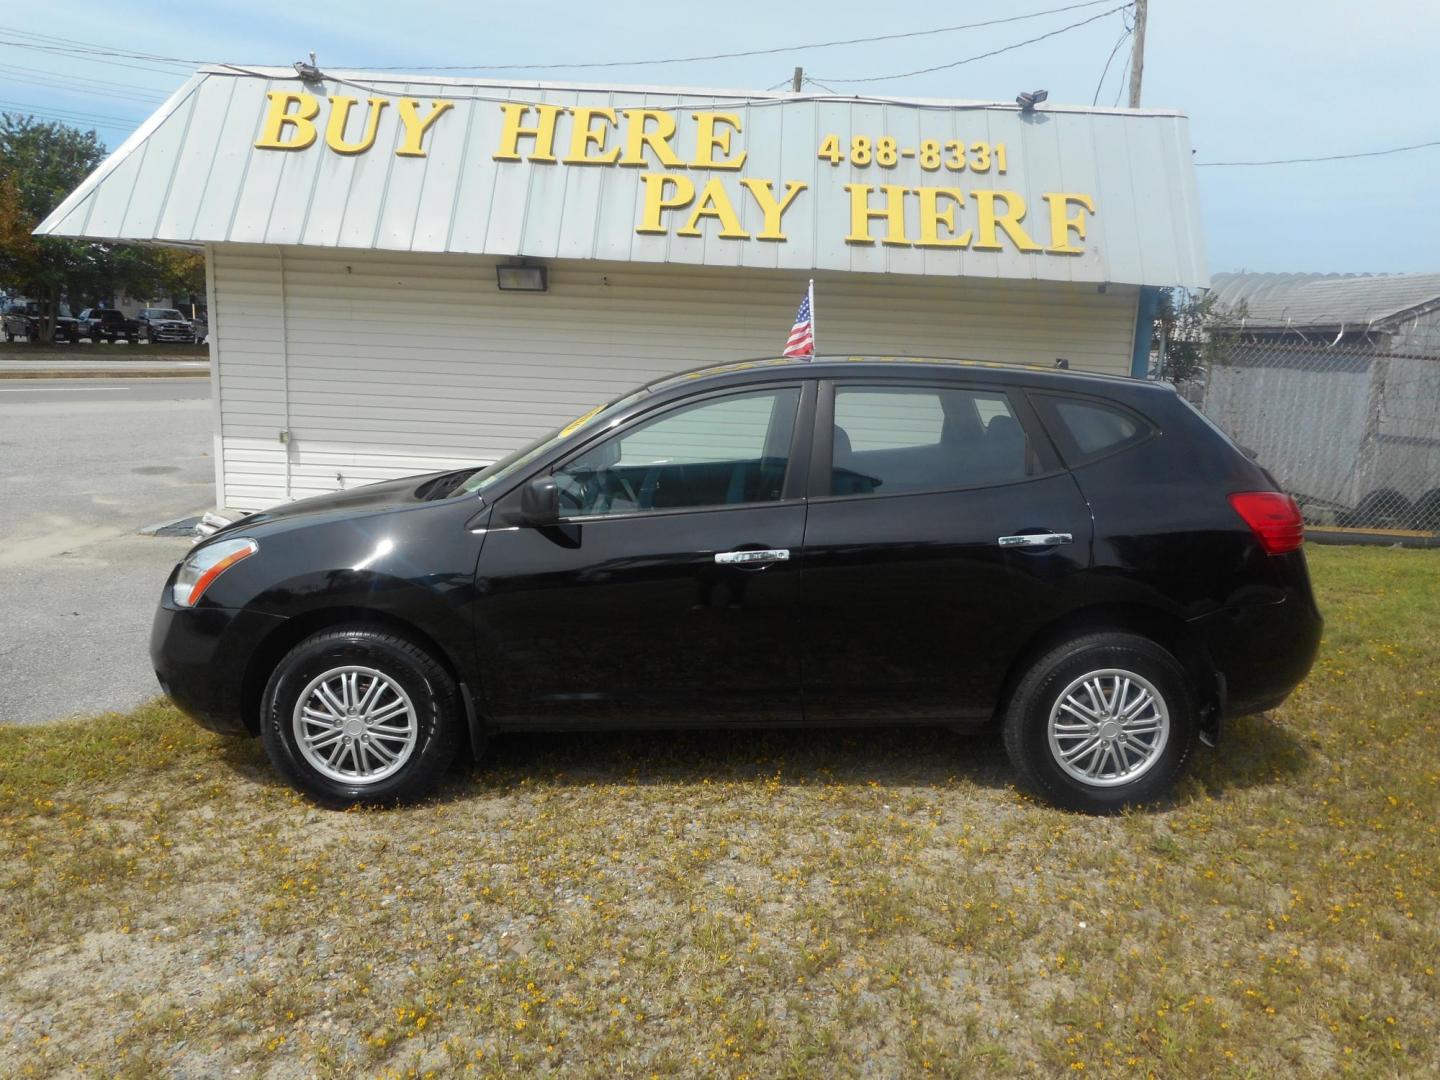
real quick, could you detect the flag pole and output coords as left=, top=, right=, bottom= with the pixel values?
left=807, top=278, right=816, bottom=358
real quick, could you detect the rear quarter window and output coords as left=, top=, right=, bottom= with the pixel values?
left=1031, top=392, right=1155, bottom=466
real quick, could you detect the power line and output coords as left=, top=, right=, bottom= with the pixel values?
left=354, top=0, right=1122, bottom=72
left=0, top=99, right=142, bottom=127
left=0, top=66, right=170, bottom=104
left=814, top=4, right=1132, bottom=84
left=0, top=29, right=197, bottom=68
left=1197, top=139, right=1440, bottom=166
left=0, top=60, right=173, bottom=97
left=1, top=3, right=1130, bottom=94
left=1112, top=51, right=1131, bottom=107
left=0, top=39, right=196, bottom=78
left=1092, top=24, right=1132, bottom=105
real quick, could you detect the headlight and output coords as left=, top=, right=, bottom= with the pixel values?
left=173, top=537, right=258, bottom=607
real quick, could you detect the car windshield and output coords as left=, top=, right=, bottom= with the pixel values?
left=453, top=386, right=652, bottom=497
left=150, top=309, right=185, bottom=319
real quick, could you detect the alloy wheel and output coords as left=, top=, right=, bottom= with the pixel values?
left=292, top=665, right=419, bottom=785
left=1046, top=668, right=1170, bottom=787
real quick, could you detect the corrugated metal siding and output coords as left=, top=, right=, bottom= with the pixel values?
left=212, top=245, right=1139, bottom=510
left=1211, top=271, right=1440, bottom=330
left=42, top=69, right=1208, bottom=289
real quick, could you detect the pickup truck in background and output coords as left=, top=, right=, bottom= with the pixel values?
left=77, top=308, right=142, bottom=343
left=136, top=307, right=198, bottom=343
left=2, top=299, right=81, bottom=343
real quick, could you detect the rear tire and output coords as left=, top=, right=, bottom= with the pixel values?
left=1341, top=488, right=1411, bottom=530
left=260, top=626, right=460, bottom=806
left=1003, top=632, right=1196, bottom=813
left=1409, top=489, right=1440, bottom=533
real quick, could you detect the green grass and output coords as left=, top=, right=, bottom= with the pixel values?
left=2, top=546, right=1437, bottom=1078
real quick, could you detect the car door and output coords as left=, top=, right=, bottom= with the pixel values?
left=473, top=381, right=813, bottom=728
left=798, top=378, right=1093, bottom=724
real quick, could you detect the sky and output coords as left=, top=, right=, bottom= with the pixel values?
left=4, top=0, right=1437, bottom=275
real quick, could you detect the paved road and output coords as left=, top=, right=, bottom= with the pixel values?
left=0, top=379, right=214, bottom=725
left=0, top=379, right=211, bottom=403
left=0, top=359, right=209, bottom=375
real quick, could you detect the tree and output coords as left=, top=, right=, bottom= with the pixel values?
left=0, top=114, right=205, bottom=342
left=1152, top=287, right=1246, bottom=383
left=0, top=114, right=107, bottom=342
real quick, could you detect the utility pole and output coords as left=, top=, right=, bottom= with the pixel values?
left=1127, top=0, right=1147, bottom=108
left=791, top=66, right=804, bottom=92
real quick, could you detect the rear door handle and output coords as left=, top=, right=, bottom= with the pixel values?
left=715, top=548, right=790, bottom=566
left=997, top=533, right=1073, bottom=547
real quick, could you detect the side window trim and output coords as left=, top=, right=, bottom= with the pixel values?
left=548, top=381, right=813, bottom=521
left=811, top=377, right=1062, bottom=501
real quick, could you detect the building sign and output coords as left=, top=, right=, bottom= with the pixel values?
left=255, top=92, right=1097, bottom=257
left=37, top=70, right=1208, bottom=288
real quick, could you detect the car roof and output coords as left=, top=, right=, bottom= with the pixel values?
left=645, top=355, right=1167, bottom=398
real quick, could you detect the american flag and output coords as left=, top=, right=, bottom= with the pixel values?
left=783, top=283, right=815, bottom=358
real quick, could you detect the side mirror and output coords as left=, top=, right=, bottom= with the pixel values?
left=518, top=475, right=560, bottom=527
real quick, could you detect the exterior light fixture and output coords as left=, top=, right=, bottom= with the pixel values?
left=1016, top=89, right=1049, bottom=112
left=496, top=264, right=548, bottom=292
left=293, top=51, right=322, bottom=82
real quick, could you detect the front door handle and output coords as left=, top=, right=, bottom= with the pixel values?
left=715, top=548, right=790, bottom=566
left=997, top=533, right=1073, bottom=548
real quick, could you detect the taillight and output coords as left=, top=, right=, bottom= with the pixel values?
left=1228, top=492, right=1304, bottom=554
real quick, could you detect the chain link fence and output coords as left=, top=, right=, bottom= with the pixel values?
left=1172, top=326, right=1440, bottom=535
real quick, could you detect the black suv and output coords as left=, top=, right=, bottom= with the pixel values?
left=151, top=358, right=1321, bottom=812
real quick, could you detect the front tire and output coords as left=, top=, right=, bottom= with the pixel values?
left=1003, top=632, right=1196, bottom=813
left=260, top=626, right=460, bottom=806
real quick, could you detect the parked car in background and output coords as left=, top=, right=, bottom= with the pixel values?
left=152, top=357, right=1322, bottom=814
left=77, top=308, right=141, bottom=343
left=137, top=307, right=198, bottom=343
left=3, top=299, right=80, bottom=343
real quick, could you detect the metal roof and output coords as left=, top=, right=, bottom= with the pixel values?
left=1210, top=271, right=1440, bottom=330
left=37, top=67, right=1208, bottom=289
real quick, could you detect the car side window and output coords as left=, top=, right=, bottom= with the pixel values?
left=831, top=385, right=1032, bottom=496
left=1056, top=400, right=1139, bottom=454
left=554, top=387, right=800, bottom=517
left=1030, top=393, right=1153, bottom=464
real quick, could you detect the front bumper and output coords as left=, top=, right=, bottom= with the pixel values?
left=150, top=599, right=288, bottom=735
left=149, top=326, right=195, bottom=341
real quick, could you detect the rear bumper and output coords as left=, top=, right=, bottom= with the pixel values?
left=150, top=598, right=287, bottom=736
left=1190, top=594, right=1323, bottom=718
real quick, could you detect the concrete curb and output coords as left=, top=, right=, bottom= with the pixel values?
left=138, top=515, right=203, bottom=537
left=0, top=368, right=210, bottom=379
left=1309, top=528, right=1439, bottom=549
